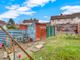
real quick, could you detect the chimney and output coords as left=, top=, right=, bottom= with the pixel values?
left=60, top=13, right=63, bottom=16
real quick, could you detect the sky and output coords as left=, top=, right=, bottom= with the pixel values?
left=0, top=0, right=80, bottom=23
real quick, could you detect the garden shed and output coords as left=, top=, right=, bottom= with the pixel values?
left=27, top=23, right=47, bottom=41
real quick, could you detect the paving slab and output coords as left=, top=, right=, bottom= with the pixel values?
left=0, top=49, right=9, bottom=60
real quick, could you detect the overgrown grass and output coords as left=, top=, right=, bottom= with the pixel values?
left=53, top=46, right=80, bottom=60
left=25, top=34, right=80, bottom=60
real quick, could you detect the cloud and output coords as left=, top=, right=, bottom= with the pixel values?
left=19, top=11, right=36, bottom=15
left=0, top=0, right=56, bottom=19
left=0, top=10, right=19, bottom=18
left=6, top=5, right=31, bottom=11
left=61, top=5, right=80, bottom=15
left=0, top=17, right=2, bottom=20
left=39, top=20, right=50, bottom=23
left=0, top=10, right=36, bottom=19
left=44, top=16, right=49, bottom=18
left=0, top=5, right=35, bottom=19
left=24, top=0, right=56, bottom=7
left=6, top=5, right=20, bottom=10
left=17, top=7, right=31, bottom=11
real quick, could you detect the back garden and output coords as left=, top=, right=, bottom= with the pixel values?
left=28, top=34, right=80, bottom=60
left=0, top=19, right=80, bottom=60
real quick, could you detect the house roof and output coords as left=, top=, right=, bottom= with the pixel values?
left=23, top=19, right=39, bottom=23
left=0, top=20, right=6, bottom=26
left=51, top=13, right=80, bottom=20
left=35, top=22, right=47, bottom=25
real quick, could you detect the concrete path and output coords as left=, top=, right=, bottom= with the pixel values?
left=0, top=48, right=9, bottom=60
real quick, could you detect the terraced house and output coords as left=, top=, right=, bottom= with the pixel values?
left=0, top=20, right=6, bottom=26
left=50, top=13, right=80, bottom=34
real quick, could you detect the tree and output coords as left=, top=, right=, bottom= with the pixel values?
left=8, top=18, right=15, bottom=25
left=6, top=18, right=18, bottom=29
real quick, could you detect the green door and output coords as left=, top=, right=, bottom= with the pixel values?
left=46, top=26, right=55, bottom=38
left=46, top=26, right=49, bottom=37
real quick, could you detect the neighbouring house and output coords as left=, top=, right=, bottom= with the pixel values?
left=22, top=18, right=39, bottom=25
left=50, top=13, right=80, bottom=34
left=78, top=23, right=80, bottom=34
left=0, top=20, right=7, bottom=30
left=0, top=20, right=6, bottom=26
left=19, top=18, right=39, bottom=30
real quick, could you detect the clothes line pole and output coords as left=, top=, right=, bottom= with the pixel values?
left=0, top=26, right=33, bottom=60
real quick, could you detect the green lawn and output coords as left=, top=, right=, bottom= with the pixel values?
left=32, top=34, right=80, bottom=60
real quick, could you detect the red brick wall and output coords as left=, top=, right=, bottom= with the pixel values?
left=19, top=25, right=27, bottom=30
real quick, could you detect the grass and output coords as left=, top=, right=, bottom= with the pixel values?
left=24, top=34, right=80, bottom=60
